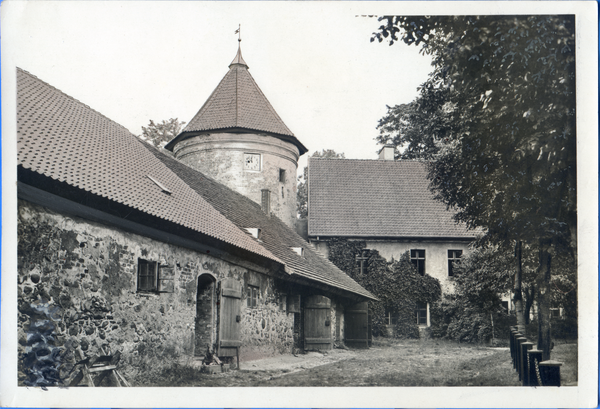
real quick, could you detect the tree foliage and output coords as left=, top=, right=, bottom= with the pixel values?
left=326, top=239, right=441, bottom=338
left=141, top=118, right=186, bottom=148
left=297, top=149, right=345, bottom=218
left=373, top=16, right=576, bottom=358
left=430, top=243, right=576, bottom=343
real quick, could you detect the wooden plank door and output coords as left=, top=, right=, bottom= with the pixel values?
left=344, top=302, right=370, bottom=348
left=303, top=295, right=332, bottom=351
left=218, top=278, right=242, bottom=357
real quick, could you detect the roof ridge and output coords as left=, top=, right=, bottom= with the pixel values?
left=16, top=67, right=133, bottom=136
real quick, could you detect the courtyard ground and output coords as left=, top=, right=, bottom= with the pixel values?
left=144, top=338, right=577, bottom=387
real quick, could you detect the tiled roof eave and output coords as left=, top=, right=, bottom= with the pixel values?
left=18, top=165, right=285, bottom=267
left=166, top=128, right=308, bottom=155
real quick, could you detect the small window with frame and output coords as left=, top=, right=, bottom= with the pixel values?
left=448, top=249, right=463, bottom=277
left=137, top=259, right=158, bottom=292
left=410, top=249, right=426, bottom=276
left=279, top=169, right=286, bottom=183
left=247, top=285, right=259, bottom=308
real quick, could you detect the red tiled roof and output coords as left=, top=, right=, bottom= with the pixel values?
left=308, top=158, right=476, bottom=239
left=17, top=68, right=280, bottom=263
left=146, top=146, right=376, bottom=301
left=166, top=47, right=307, bottom=155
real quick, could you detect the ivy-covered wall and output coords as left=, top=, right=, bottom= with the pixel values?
left=324, top=239, right=441, bottom=338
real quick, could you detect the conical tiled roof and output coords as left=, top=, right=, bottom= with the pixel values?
left=166, top=46, right=307, bottom=154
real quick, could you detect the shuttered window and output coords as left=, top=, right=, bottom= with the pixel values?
left=137, top=259, right=158, bottom=292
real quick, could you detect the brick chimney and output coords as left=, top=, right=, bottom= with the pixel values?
left=378, top=145, right=395, bottom=160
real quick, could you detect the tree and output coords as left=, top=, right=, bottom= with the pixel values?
left=373, top=16, right=576, bottom=359
left=297, top=149, right=345, bottom=218
left=140, top=118, right=186, bottom=148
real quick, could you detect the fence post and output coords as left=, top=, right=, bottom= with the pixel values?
left=509, top=328, right=518, bottom=367
left=515, top=337, right=527, bottom=380
left=511, top=331, right=522, bottom=369
left=520, top=342, right=534, bottom=386
left=527, top=349, right=543, bottom=386
left=539, top=360, right=562, bottom=386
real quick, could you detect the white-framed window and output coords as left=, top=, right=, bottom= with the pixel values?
left=279, top=168, right=286, bottom=183
left=384, top=309, right=398, bottom=325
left=410, top=249, right=426, bottom=276
left=448, top=249, right=463, bottom=277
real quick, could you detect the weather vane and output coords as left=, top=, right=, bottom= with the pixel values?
left=235, top=24, right=241, bottom=43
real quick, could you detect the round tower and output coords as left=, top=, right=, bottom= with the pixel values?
left=166, top=45, right=307, bottom=228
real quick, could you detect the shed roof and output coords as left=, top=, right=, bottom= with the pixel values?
left=308, top=158, right=476, bottom=239
left=166, top=46, right=307, bottom=155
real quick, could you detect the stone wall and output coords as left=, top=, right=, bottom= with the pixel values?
left=17, top=199, right=294, bottom=385
left=173, top=132, right=299, bottom=228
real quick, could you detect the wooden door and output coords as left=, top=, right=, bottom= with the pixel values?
left=218, top=278, right=242, bottom=357
left=303, top=295, right=332, bottom=351
left=344, top=302, right=370, bottom=348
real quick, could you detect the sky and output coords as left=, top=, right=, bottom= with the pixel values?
left=2, top=1, right=435, bottom=174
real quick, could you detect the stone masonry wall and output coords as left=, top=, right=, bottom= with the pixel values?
left=174, top=132, right=299, bottom=228
left=17, top=199, right=294, bottom=385
left=239, top=270, right=294, bottom=361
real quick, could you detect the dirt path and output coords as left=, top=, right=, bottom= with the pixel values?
left=177, top=340, right=523, bottom=387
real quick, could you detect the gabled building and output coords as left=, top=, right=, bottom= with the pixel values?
left=307, top=146, right=477, bottom=327
left=16, top=54, right=375, bottom=386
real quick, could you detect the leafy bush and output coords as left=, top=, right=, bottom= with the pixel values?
left=429, top=247, right=517, bottom=343
left=326, top=239, right=441, bottom=338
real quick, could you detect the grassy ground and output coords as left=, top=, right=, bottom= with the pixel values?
left=133, top=338, right=577, bottom=387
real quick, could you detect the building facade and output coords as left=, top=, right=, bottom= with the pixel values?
left=307, top=147, right=478, bottom=328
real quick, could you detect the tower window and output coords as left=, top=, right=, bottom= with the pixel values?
left=410, top=249, right=426, bottom=276
left=279, top=169, right=286, bottom=183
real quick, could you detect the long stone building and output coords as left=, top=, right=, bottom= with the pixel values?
left=16, top=47, right=375, bottom=387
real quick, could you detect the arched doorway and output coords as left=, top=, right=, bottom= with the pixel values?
left=195, top=274, right=216, bottom=357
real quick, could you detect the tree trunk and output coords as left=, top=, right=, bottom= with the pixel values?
left=537, top=238, right=553, bottom=360
left=514, top=241, right=526, bottom=334
left=524, top=286, right=534, bottom=325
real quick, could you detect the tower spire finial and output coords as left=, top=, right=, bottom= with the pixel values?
left=230, top=24, right=248, bottom=68
left=235, top=24, right=241, bottom=43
